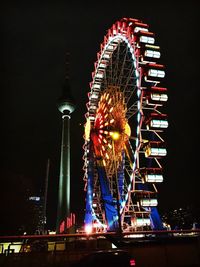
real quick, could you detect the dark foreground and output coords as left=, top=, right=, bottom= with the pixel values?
left=0, top=230, right=200, bottom=267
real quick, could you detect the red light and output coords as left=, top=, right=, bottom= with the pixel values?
left=130, top=259, right=136, bottom=266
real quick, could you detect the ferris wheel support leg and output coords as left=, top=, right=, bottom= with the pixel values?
left=97, top=164, right=119, bottom=232
left=84, top=152, right=94, bottom=230
left=150, top=207, right=164, bottom=230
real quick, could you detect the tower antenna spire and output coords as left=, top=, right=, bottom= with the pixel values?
left=65, top=51, right=70, bottom=81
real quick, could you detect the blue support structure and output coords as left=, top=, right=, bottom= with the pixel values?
left=97, top=164, right=119, bottom=231
left=84, top=141, right=119, bottom=232
left=84, top=145, right=95, bottom=227
left=150, top=207, right=164, bottom=230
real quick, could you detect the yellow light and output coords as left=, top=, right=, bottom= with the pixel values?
left=124, top=122, right=131, bottom=137
left=110, top=131, right=120, bottom=140
left=84, top=118, right=91, bottom=141
left=85, top=224, right=93, bottom=235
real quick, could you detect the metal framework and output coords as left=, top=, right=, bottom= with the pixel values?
left=83, top=18, right=168, bottom=233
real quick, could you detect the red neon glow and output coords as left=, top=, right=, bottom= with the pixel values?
left=130, top=259, right=136, bottom=266
left=59, top=212, right=76, bottom=233
left=59, top=221, right=64, bottom=233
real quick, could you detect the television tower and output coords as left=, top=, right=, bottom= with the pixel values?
left=56, top=53, right=75, bottom=233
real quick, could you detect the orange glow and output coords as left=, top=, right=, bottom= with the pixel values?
left=92, top=86, right=128, bottom=170
left=84, top=118, right=91, bottom=141
left=110, top=131, right=120, bottom=140
left=125, top=122, right=131, bottom=137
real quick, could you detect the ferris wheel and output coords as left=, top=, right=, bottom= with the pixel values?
left=83, top=18, right=168, bottom=233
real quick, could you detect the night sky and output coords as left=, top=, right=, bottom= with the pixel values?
left=1, top=2, right=199, bottom=230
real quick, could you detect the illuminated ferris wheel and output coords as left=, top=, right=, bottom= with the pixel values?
left=83, top=18, right=168, bottom=233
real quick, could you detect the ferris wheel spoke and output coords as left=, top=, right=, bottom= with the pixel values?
left=116, top=46, right=129, bottom=87
left=126, top=101, right=138, bottom=119
left=112, top=42, right=121, bottom=85
left=123, top=71, right=138, bottom=104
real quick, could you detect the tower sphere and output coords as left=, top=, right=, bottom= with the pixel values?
left=57, top=98, right=75, bottom=114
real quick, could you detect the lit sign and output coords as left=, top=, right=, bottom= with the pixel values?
left=29, top=196, right=40, bottom=201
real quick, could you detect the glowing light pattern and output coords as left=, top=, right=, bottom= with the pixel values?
left=146, top=113, right=168, bottom=130
left=150, top=119, right=168, bottom=129
left=83, top=18, right=168, bottom=233
left=144, top=142, right=167, bottom=157
left=140, top=198, right=158, bottom=207
left=132, top=218, right=151, bottom=227
left=84, top=118, right=91, bottom=141
left=85, top=224, right=93, bottom=235
left=151, top=93, right=168, bottom=102
left=92, top=86, right=130, bottom=168
left=145, top=174, right=163, bottom=183
left=144, top=49, right=160, bottom=58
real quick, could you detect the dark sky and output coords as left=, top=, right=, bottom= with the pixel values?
left=1, top=2, right=199, bottom=229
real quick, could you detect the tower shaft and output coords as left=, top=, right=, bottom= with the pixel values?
left=56, top=113, right=71, bottom=233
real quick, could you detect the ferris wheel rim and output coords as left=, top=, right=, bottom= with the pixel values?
left=89, top=35, right=142, bottom=215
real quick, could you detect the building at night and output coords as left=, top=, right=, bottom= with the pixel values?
left=28, top=196, right=45, bottom=234
left=162, top=206, right=200, bottom=230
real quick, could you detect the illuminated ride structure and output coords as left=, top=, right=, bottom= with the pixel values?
left=83, top=18, right=168, bottom=234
